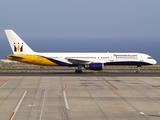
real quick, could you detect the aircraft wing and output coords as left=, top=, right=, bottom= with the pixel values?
left=67, top=58, right=92, bottom=64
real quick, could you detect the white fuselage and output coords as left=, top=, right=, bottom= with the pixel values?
left=34, top=52, right=157, bottom=66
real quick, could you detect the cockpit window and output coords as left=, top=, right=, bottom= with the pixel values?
left=147, top=57, right=152, bottom=59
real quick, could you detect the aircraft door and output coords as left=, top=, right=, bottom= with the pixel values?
left=32, top=55, right=36, bottom=62
left=110, top=55, right=114, bottom=62
left=140, top=56, right=143, bottom=62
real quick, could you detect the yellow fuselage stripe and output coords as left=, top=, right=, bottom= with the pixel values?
left=6, top=54, right=59, bottom=66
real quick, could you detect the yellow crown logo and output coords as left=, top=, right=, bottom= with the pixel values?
left=14, top=43, right=23, bottom=52
left=17, top=45, right=20, bottom=51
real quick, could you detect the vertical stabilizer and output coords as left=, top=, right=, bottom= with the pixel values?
left=4, top=30, right=34, bottom=54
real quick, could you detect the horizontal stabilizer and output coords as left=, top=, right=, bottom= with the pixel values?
left=7, top=55, right=26, bottom=59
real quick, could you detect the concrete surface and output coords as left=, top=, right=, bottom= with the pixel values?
left=0, top=76, right=160, bottom=120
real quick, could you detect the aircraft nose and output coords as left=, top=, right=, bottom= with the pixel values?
left=153, top=59, right=157, bottom=64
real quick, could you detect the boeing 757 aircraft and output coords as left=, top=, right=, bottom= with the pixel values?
left=5, top=30, right=157, bottom=73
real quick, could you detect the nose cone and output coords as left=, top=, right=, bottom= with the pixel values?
left=152, top=59, right=157, bottom=65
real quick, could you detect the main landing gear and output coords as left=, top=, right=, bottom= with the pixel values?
left=136, top=65, right=141, bottom=73
left=75, top=65, right=83, bottom=73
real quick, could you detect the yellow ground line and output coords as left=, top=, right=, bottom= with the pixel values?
left=102, top=78, right=118, bottom=90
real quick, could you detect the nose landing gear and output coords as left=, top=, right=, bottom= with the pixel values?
left=136, top=65, right=141, bottom=73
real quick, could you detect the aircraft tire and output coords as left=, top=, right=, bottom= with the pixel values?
left=75, top=70, right=83, bottom=73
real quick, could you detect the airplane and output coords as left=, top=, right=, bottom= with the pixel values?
left=5, top=30, right=157, bottom=73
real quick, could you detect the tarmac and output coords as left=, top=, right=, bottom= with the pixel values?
left=0, top=73, right=160, bottom=120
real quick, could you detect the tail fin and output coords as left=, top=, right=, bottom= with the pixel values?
left=4, top=30, right=34, bottom=54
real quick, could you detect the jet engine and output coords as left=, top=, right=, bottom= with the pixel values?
left=85, top=63, right=104, bottom=70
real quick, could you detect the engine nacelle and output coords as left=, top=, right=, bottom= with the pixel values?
left=85, top=63, right=104, bottom=70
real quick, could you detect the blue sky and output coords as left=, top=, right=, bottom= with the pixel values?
left=0, top=0, right=160, bottom=62
left=0, top=0, right=160, bottom=39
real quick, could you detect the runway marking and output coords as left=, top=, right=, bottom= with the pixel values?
left=63, top=91, right=99, bottom=111
left=9, top=90, right=27, bottom=120
left=9, top=112, right=15, bottom=120
left=40, top=89, right=46, bottom=120
left=63, top=90, right=69, bottom=109
left=139, top=112, right=145, bottom=114
left=102, top=78, right=118, bottom=90
left=0, top=78, right=10, bottom=88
